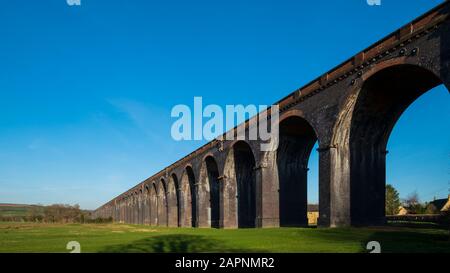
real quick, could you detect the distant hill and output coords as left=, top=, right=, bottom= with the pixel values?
left=0, top=203, right=45, bottom=217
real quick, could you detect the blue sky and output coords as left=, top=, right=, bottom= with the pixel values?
left=0, top=0, right=448, bottom=209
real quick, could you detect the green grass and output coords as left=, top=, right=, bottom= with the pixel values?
left=0, top=222, right=449, bottom=253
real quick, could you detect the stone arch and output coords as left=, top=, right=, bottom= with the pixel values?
left=174, top=173, right=183, bottom=227
left=138, top=189, right=144, bottom=225
left=121, top=197, right=126, bottom=223
left=133, top=193, right=137, bottom=224
left=223, top=140, right=257, bottom=228
left=179, top=165, right=197, bottom=227
left=118, top=198, right=121, bottom=223
left=198, top=155, right=221, bottom=228
left=157, top=179, right=168, bottom=227
left=128, top=193, right=133, bottom=224
left=332, top=63, right=446, bottom=226
left=276, top=115, right=319, bottom=227
left=117, top=201, right=121, bottom=222
left=124, top=195, right=129, bottom=224
left=127, top=194, right=132, bottom=224
left=150, top=183, right=158, bottom=226
left=144, top=185, right=151, bottom=225
left=134, top=191, right=139, bottom=224
left=128, top=194, right=133, bottom=224
left=125, top=196, right=129, bottom=223
left=130, top=194, right=134, bottom=224
left=167, top=174, right=179, bottom=227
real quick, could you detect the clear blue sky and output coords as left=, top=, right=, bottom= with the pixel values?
left=0, top=0, right=448, bottom=210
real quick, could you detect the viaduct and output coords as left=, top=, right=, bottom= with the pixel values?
left=93, top=2, right=450, bottom=228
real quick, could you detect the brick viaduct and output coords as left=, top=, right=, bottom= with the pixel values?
left=93, top=2, right=450, bottom=228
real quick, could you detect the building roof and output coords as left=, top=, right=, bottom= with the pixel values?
left=440, top=195, right=450, bottom=212
left=426, top=195, right=450, bottom=212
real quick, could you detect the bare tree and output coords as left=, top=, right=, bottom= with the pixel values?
left=404, top=191, right=420, bottom=207
left=403, top=191, right=426, bottom=214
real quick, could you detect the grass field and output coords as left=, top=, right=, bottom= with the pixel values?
left=0, top=222, right=449, bottom=253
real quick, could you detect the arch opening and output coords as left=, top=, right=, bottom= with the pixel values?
left=150, top=183, right=158, bottom=226
left=185, top=166, right=197, bottom=227
left=233, top=141, right=257, bottom=228
left=144, top=185, right=150, bottom=225
left=135, top=191, right=139, bottom=224
left=167, top=174, right=179, bottom=227
left=198, top=156, right=221, bottom=228
left=206, top=156, right=220, bottom=228
left=132, top=193, right=137, bottom=224
left=172, top=174, right=181, bottom=227
left=277, top=116, right=318, bottom=227
left=349, top=64, right=445, bottom=226
left=180, top=167, right=197, bottom=227
left=157, top=179, right=168, bottom=227
left=139, top=189, right=144, bottom=225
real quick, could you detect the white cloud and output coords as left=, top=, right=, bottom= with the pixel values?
left=107, top=98, right=169, bottom=140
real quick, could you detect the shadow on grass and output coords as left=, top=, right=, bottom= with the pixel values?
left=364, top=229, right=450, bottom=253
left=99, top=234, right=265, bottom=253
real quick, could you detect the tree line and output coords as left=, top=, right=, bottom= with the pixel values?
left=0, top=204, right=112, bottom=223
left=386, top=184, right=449, bottom=215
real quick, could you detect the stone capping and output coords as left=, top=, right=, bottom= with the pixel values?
left=96, top=1, right=449, bottom=211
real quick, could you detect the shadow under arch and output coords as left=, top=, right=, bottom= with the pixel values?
left=198, top=155, right=221, bottom=228
left=157, top=179, right=168, bottom=227
left=144, top=184, right=151, bottom=225
left=277, top=115, right=318, bottom=227
left=150, top=182, right=158, bottom=226
left=180, top=166, right=197, bottom=227
left=131, top=193, right=137, bottom=224
left=129, top=194, right=134, bottom=224
left=167, top=174, right=179, bottom=227
left=127, top=195, right=132, bottom=224
left=223, top=140, right=257, bottom=228
left=348, top=64, right=447, bottom=226
left=135, top=191, right=139, bottom=224
left=138, top=188, right=144, bottom=225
